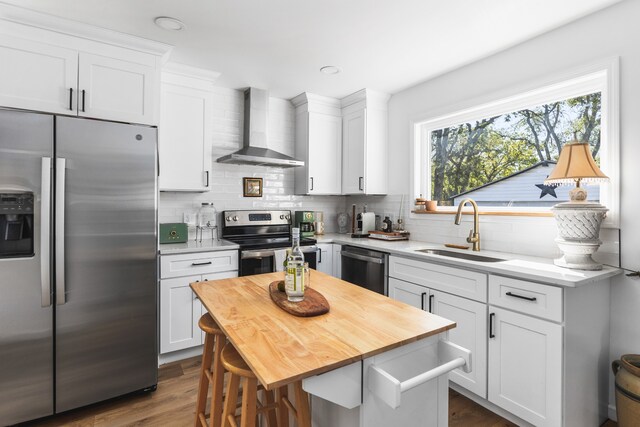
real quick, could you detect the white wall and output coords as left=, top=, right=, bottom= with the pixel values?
left=378, top=0, right=639, bottom=416
left=159, top=86, right=345, bottom=234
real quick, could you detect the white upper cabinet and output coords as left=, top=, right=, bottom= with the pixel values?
left=78, top=52, right=157, bottom=125
left=292, top=93, right=342, bottom=195
left=159, top=64, right=218, bottom=192
left=341, top=89, right=390, bottom=195
left=0, top=33, right=78, bottom=115
left=0, top=9, right=170, bottom=125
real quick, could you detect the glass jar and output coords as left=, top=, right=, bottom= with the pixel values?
left=198, top=203, right=217, bottom=228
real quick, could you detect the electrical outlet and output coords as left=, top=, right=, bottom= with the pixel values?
left=183, top=212, right=197, bottom=226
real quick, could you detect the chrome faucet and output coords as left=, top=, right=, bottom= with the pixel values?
left=454, top=198, right=480, bottom=251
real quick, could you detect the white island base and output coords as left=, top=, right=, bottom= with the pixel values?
left=303, top=336, right=471, bottom=427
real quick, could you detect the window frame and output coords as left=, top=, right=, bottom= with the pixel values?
left=411, top=57, right=620, bottom=228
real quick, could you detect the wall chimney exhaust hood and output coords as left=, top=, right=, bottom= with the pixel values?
left=217, top=88, right=304, bottom=168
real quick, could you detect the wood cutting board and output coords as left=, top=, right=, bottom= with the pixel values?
left=268, top=281, right=330, bottom=317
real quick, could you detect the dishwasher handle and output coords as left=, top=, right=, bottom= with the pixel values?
left=341, top=251, right=384, bottom=264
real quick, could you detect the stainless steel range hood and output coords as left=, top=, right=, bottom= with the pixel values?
left=217, top=88, right=304, bottom=168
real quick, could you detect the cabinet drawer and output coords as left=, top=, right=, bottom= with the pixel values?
left=489, top=275, right=563, bottom=322
left=161, top=250, right=238, bottom=279
left=389, top=256, right=487, bottom=302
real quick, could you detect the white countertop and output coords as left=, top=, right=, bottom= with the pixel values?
left=158, top=239, right=239, bottom=255
left=315, top=233, right=621, bottom=288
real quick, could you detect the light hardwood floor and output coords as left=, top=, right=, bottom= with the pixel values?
left=23, top=356, right=616, bottom=427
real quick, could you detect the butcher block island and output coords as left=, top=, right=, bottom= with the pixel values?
left=191, top=270, right=472, bottom=427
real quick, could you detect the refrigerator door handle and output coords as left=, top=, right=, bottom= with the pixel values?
left=55, top=158, right=67, bottom=305
left=41, top=157, right=52, bottom=307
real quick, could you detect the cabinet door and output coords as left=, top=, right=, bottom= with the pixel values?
left=78, top=52, right=157, bottom=124
left=332, top=244, right=342, bottom=278
left=388, top=277, right=429, bottom=310
left=488, top=307, right=562, bottom=426
left=308, top=113, right=342, bottom=194
left=160, top=275, right=203, bottom=353
left=342, top=109, right=366, bottom=194
left=431, top=290, right=487, bottom=398
left=0, top=34, right=78, bottom=114
left=159, top=82, right=212, bottom=191
left=316, top=244, right=333, bottom=276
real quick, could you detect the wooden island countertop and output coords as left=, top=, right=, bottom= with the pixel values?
left=190, top=270, right=456, bottom=391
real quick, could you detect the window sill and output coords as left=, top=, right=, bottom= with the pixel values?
left=411, top=210, right=554, bottom=217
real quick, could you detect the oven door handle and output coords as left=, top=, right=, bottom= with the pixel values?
left=241, top=246, right=318, bottom=259
left=242, top=249, right=275, bottom=259
left=341, top=251, right=385, bottom=264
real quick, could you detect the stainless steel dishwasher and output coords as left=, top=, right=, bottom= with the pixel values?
left=341, top=245, right=388, bottom=295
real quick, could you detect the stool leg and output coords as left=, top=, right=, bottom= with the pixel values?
left=210, top=335, right=226, bottom=427
left=293, top=381, right=311, bottom=427
left=195, top=332, right=215, bottom=426
left=240, top=376, right=258, bottom=427
left=222, top=373, right=240, bottom=427
left=263, top=389, right=278, bottom=427
left=275, top=386, right=289, bottom=427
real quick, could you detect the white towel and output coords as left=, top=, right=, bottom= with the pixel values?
left=274, top=249, right=287, bottom=272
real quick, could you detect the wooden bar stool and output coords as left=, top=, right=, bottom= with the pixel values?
left=195, top=313, right=227, bottom=427
left=220, top=343, right=311, bottom=427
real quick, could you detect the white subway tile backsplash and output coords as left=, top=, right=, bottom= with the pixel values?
left=345, top=194, right=620, bottom=265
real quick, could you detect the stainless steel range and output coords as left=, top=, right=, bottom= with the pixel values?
left=221, top=210, right=317, bottom=276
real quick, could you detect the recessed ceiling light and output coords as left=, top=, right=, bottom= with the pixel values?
left=154, top=16, right=185, bottom=31
left=320, top=66, right=341, bottom=75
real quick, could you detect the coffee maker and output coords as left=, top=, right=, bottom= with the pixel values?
left=294, top=211, right=315, bottom=238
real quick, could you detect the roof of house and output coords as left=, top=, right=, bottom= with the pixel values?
left=450, top=161, right=557, bottom=200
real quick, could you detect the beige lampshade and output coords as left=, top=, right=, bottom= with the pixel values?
left=544, top=142, right=609, bottom=185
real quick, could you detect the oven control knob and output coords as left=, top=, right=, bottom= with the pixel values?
left=280, top=214, right=285, bottom=219
left=233, top=216, right=238, bottom=221
left=285, top=214, right=290, bottom=220
left=226, top=216, right=232, bottom=222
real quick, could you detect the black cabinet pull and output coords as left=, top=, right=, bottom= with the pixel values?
left=506, top=291, right=537, bottom=302
left=358, top=176, right=364, bottom=191
left=68, top=88, right=73, bottom=110
left=81, top=90, right=86, bottom=112
left=489, top=313, right=496, bottom=338
left=420, top=292, right=427, bottom=310
left=428, top=294, right=435, bottom=313
left=310, top=177, right=314, bottom=191
left=204, top=171, right=209, bottom=187
left=191, top=261, right=212, bottom=266
left=318, top=248, right=322, bottom=263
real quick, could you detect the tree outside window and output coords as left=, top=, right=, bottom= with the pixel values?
left=427, top=92, right=601, bottom=206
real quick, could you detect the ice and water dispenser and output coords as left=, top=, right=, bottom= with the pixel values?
left=0, top=192, right=34, bottom=258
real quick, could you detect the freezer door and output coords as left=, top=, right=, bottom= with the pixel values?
left=55, top=117, right=158, bottom=412
left=0, top=109, right=54, bottom=424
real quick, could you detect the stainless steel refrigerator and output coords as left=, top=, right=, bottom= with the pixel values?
left=0, top=109, right=158, bottom=425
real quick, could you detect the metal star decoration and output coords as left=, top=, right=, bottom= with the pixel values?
left=535, top=183, right=558, bottom=199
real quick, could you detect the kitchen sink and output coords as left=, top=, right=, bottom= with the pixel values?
left=416, top=249, right=505, bottom=263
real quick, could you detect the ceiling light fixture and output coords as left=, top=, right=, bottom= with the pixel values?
left=154, top=16, right=185, bottom=31
left=320, top=66, right=341, bottom=75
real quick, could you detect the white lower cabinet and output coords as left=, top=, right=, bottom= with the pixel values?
left=159, top=251, right=238, bottom=355
left=388, top=277, right=429, bottom=310
left=389, top=255, right=611, bottom=427
left=316, top=244, right=333, bottom=276
left=431, top=290, right=487, bottom=398
left=160, top=275, right=203, bottom=354
left=332, top=244, right=342, bottom=278
left=388, top=278, right=487, bottom=397
left=488, top=307, right=562, bottom=426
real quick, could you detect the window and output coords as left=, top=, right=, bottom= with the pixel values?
left=428, top=92, right=601, bottom=207
left=412, top=59, right=619, bottom=226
